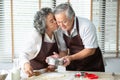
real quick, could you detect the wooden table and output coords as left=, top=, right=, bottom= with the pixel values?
left=23, top=71, right=120, bottom=80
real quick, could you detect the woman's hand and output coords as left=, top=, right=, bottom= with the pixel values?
left=46, top=52, right=59, bottom=63
left=51, top=52, right=60, bottom=58
left=24, top=62, right=33, bottom=77
left=45, top=52, right=59, bottom=69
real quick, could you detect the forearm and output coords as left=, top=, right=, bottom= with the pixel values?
left=19, top=54, right=30, bottom=70
left=59, top=50, right=68, bottom=58
left=69, top=48, right=96, bottom=61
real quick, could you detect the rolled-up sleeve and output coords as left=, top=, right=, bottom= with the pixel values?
left=19, top=31, right=42, bottom=70
left=80, top=19, right=98, bottom=48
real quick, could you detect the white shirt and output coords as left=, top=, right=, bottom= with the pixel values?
left=44, top=33, right=55, bottom=43
left=19, top=30, right=55, bottom=70
left=55, top=16, right=98, bottom=51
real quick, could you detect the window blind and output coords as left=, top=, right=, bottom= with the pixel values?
left=92, top=0, right=119, bottom=57
left=13, top=0, right=54, bottom=58
left=13, top=0, right=39, bottom=58
left=0, top=0, right=91, bottom=62
left=56, top=0, right=91, bottom=20
left=56, top=0, right=68, bottom=5
left=105, top=0, right=117, bottom=53
left=0, top=0, right=12, bottom=62
left=93, top=0, right=106, bottom=54
left=92, top=0, right=101, bottom=45
left=118, top=0, right=120, bottom=56
left=0, top=0, right=55, bottom=62
left=1, top=0, right=119, bottom=62
left=52, top=0, right=56, bottom=9
left=99, top=0, right=106, bottom=54
left=70, top=0, right=91, bottom=20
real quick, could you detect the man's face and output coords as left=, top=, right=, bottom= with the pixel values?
left=55, top=11, right=74, bottom=31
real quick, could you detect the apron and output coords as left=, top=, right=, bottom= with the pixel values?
left=30, top=34, right=59, bottom=70
left=63, top=17, right=105, bottom=72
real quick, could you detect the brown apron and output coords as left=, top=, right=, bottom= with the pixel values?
left=30, top=34, right=59, bottom=70
left=63, top=17, right=105, bottom=72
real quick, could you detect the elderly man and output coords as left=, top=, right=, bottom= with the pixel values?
left=54, top=2, right=105, bottom=72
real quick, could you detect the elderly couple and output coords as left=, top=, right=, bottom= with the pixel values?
left=19, top=2, right=105, bottom=77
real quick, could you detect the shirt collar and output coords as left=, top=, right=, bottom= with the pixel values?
left=71, top=16, right=77, bottom=34
left=44, top=33, right=55, bottom=43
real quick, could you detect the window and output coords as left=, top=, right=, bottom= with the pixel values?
left=13, top=0, right=39, bottom=58
left=0, top=0, right=12, bottom=62
left=0, top=0, right=54, bottom=62
left=92, top=0, right=120, bottom=57
left=56, top=0, right=91, bottom=19
left=70, top=0, right=91, bottom=19
left=1, top=0, right=119, bottom=62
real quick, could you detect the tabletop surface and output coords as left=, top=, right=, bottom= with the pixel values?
left=23, top=70, right=120, bottom=80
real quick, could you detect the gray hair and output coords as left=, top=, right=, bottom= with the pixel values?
left=54, top=2, right=75, bottom=19
left=34, top=7, right=53, bottom=34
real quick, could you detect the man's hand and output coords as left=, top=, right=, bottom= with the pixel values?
left=62, top=56, right=72, bottom=67
left=24, top=62, right=33, bottom=77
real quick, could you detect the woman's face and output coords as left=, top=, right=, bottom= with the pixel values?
left=46, top=13, right=58, bottom=32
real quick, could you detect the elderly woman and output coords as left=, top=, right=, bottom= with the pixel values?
left=19, top=7, right=58, bottom=77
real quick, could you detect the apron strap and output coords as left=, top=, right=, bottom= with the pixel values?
left=76, top=17, right=79, bottom=34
